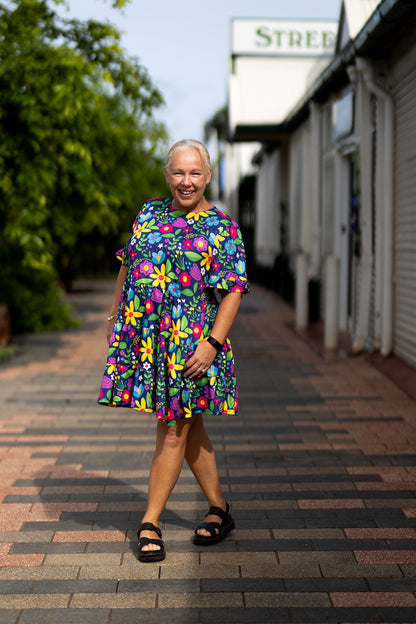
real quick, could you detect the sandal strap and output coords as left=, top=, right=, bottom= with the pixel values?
left=139, top=536, right=164, bottom=549
left=205, top=502, right=230, bottom=522
left=138, top=522, right=162, bottom=539
left=194, top=521, right=221, bottom=538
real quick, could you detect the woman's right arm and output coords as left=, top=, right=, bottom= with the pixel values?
left=106, top=264, right=128, bottom=344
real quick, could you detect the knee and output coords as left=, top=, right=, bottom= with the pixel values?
left=162, top=424, right=188, bottom=451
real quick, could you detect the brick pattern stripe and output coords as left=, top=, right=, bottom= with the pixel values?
left=0, top=282, right=416, bottom=623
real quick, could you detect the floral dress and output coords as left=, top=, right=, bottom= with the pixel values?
left=97, top=197, right=249, bottom=425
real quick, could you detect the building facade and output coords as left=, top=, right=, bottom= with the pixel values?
left=226, top=0, right=416, bottom=369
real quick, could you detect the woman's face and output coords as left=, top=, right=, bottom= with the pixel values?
left=165, top=148, right=212, bottom=213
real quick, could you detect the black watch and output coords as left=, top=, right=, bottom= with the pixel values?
left=207, top=335, right=223, bottom=351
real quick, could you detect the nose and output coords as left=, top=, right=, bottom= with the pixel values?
left=182, top=173, right=191, bottom=186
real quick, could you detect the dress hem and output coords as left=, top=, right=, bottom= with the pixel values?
left=98, top=401, right=237, bottom=418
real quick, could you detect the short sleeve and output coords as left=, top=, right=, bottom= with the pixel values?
left=115, top=247, right=127, bottom=265
left=114, top=202, right=149, bottom=267
left=207, top=219, right=249, bottom=293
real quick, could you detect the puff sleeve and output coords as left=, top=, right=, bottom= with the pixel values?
left=207, top=219, right=249, bottom=293
left=114, top=202, right=149, bottom=267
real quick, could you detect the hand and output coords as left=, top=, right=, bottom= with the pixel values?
left=183, top=340, right=217, bottom=379
left=106, top=319, right=115, bottom=345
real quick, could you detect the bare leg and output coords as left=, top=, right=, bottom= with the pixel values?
left=140, top=418, right=192, bottom=551
left=184, top=413, right=227, bottom=536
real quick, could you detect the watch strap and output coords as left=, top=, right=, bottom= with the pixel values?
left=207, top=335, right=223, bottom=351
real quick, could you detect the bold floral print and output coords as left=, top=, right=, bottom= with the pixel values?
left=97, top=197, right=249, bottom=424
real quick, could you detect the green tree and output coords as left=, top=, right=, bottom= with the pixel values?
left=0, top=0, right=168, bottom=333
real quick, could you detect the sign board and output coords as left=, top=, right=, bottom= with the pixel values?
left=232, top=19, right=338, bottom=58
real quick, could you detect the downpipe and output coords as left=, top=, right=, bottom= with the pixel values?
left=356, top=58, right=394, bottom=357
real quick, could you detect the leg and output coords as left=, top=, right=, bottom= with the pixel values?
left=140, top=417, right=192, bottom=551
left=184, top=413, right=227, bottom=537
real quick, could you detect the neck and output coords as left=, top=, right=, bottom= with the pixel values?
left=172, top=197, right=207, bottom=214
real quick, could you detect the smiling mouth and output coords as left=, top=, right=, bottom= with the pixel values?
left=179, top=190, right=194, bottom=196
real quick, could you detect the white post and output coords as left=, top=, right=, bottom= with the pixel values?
left=324, top=256, right=340, bottom=351
left=310, top=102, right=322, bottom=278
left=295, top=253, right=308, bottom=330
left=352, top=71, right=373, bottom=354
left=380, top=93, right=394, bottom=356
left=353, top=58, right=394, bottom=356
left=357, top=59, right=395, bottom=357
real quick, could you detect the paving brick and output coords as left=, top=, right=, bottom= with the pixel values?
left=0, top=580, right=34, bottom=594
left=86, top=542, right=132, bottom=554
left=160, top=564, right=240, bottom=579
left=0, top=594, right=70, bottom=608
left=79, top=565, right=160, bottom=580
left=0, top=611, right=20, bottom=624
left=289, top=607, right=383, bottom=622
left=285, top=577, right=367, bottom=592
left=118, top=578, right=200, bottom=593
left=158, top=593, right=244, bottom=608
left=202, top=577, right=285, bottom=593
left=278, top=551, right=355, bottom=565
left=320, top=563, right=403, bottom=577
left=200, top=551, right=277, bottom=565
left=18, top=609, right=110, bottom=624
left=0, top=566, right=80, bottom=580
left=201, top=607, right=290, bottom=623
left=240, top=564, right=321, bottom=578
left=330, top=591, right=416, bottom=606
left=124, top=551, right=198, bottom=566
left=354, top=550, right=416, bottom=564
left=53, top=530, right=126, bottom=542
left=344, top=527, right=416, bottom=539
left=311, top=538, right=386, bottom=551
left=368, top=576, right=416, bottom=591
left=70, top=593, right=156, bottom=608
left=110, top=609, right=199, bottom=624
left=380, top=607, right=416, bottom=621
left=0, top=531, right=54, bottom=543
left=10, top=542, right=86, bottom=554
left=245, top=592, right=331, bottom=607
left=0, top=553, right=45, bottom=567
left=273, top=528, right=345, bottom=539
left=42, top=553, right=122, bottom=566
left=2, top=282, right=416, bottom=624
left=33, top=579, right=118, bottom=594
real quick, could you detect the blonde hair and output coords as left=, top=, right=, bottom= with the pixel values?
left=166, top=139, right=211, bottom=175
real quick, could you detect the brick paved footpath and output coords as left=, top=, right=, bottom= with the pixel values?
left=0, top=281, right=416, bottom=623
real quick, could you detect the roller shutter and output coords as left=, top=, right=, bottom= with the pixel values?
left=393, top=57, right=416, bottom=366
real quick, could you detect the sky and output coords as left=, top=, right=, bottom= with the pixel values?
left=59, top=0, right=343, bottom=144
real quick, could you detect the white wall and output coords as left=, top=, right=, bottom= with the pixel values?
left=254, top=151, right=281, bottom=267
left=229, top=56, right=328, bottom=130
left=224, top=142, right=261, bottom=221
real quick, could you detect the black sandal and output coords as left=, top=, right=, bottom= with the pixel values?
left=137, top=522, right=165, bottom=562
left=193, top=502, right=235, bottom=546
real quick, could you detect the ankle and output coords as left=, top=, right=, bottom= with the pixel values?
left=207, top=498, right=227, bottom=512
left=140, top=517, right=160, bottom=530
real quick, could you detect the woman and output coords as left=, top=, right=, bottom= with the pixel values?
left=98, top=139, right=249, bottom=562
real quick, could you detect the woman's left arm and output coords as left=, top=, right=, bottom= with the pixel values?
left=183, top=291, right=243, bottom=379
left=208, top=290, right=243, bottom=346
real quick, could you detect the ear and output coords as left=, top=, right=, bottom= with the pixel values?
left=206, top=169, right=212, bottom=184
left=164, top=168, right=170, bottom=183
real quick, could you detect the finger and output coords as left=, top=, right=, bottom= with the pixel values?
left=188, top=365, right=202, bottom=378
left=184, top=364, right=206, bottom=379
left=196, top=365, right=208, bottom=377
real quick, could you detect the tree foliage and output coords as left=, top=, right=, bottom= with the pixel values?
left=0, top=0, right=168, bottom=333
